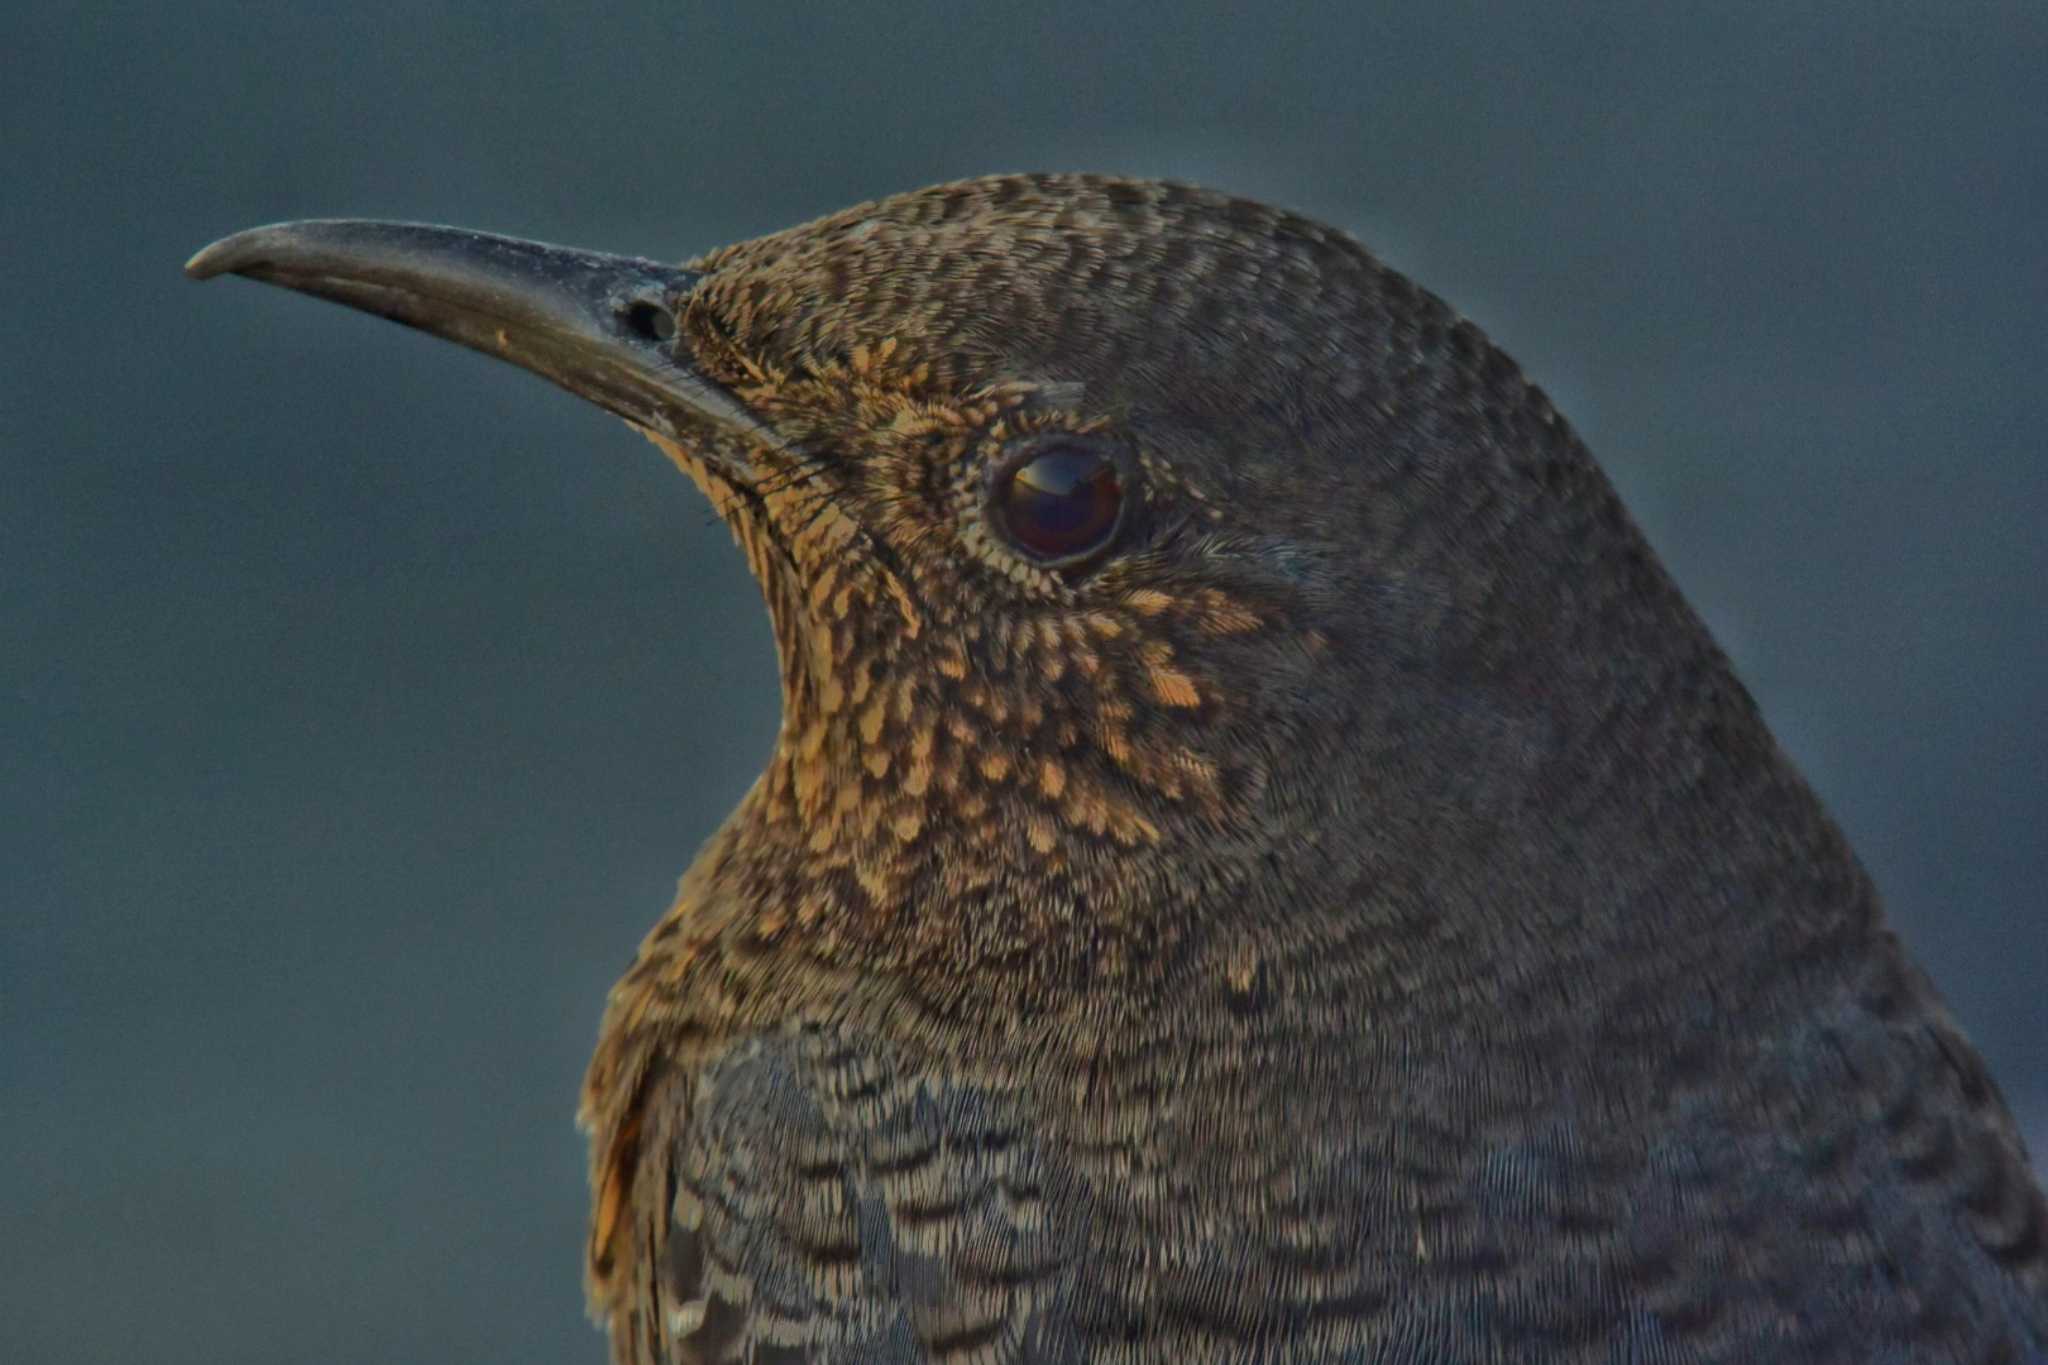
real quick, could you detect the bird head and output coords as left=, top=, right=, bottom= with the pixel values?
left=189, top=176, right=1832, bottom=1015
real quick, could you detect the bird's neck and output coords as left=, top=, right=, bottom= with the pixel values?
left=1270, top=544, right=1892, bottom=1049
left=623, top=430, right=1891, bottom=1048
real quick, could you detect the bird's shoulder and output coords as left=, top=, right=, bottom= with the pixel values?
left=582, top=924, right=2048, bottom=1364
left=590, top=1019, right=1088, bottom=1364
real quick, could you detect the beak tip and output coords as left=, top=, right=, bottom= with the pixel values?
left=185, top=221, right=330, bottom=281
left=184, top=229, right=266, bottom=281
left=183, top=244, right=227, bottom=280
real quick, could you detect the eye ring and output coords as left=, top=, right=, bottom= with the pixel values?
left=984, top=432, right=1132, bottom=570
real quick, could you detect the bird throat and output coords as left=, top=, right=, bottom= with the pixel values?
left=629, top=422, right=1267, bottom=1005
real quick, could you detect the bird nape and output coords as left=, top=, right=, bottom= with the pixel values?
left=187, top=175, right=2048, bottom=1364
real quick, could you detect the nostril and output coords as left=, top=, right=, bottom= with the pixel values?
left=624, top=301, right=677, bottom=343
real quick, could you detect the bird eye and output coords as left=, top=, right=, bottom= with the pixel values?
left=989, top=437, right=1127, bottom=566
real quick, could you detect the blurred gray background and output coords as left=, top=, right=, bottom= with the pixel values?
left=6, top=3, right=2044, bottom=1362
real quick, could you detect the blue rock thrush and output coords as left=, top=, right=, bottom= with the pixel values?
left=189, top=175, right=2048, bottom=1362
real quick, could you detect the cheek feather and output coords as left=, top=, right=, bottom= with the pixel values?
left=633, top=334, right=1284, bottom=974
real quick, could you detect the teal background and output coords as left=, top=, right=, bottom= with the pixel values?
left=7, top=4, right=2044, bottom=1361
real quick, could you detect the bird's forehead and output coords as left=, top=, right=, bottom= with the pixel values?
left=677, top=175, right=1521, bottom=551
left=685, top=174, right=1390, bottom=396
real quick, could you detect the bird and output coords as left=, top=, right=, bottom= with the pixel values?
left=186, top=174, right=2047, bottom=1363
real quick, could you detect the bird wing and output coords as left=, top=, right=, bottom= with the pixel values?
left=595, top=992, right=2048, bottom=1364
left=613, top=1027, right=1082, bottom=1365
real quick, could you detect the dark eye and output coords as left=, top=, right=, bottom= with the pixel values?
left=989, top=437, right=1127, bottom=566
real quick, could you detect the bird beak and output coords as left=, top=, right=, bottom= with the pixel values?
left=184, top=219, right=764, bottom=454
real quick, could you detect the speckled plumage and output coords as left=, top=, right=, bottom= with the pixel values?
left=191, top=175, right=2048, bottom=1363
